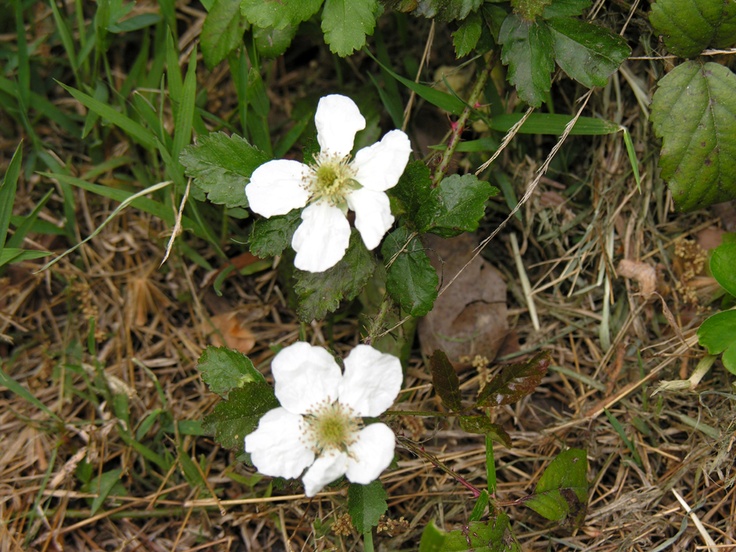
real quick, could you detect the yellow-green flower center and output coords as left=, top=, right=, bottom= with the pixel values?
left=307, top=153, right=361, bottom=209
left=304, top=400, right=360, bottom=454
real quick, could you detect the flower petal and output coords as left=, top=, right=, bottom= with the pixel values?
left=315, top=95, right=366, bottom=158
left=346, top=188, right=394, bottom=251
left=244, top=407, right=314, bottom=479
left=272, top=342, right=342, bottom=414
left=352, top=129, right=411, bottom=192
left=338, top=344, right=403, bottom=417
left=302, top=450, right=349, bottom=497
left=346, top=423, right=395, bottom=485
left=246, top=159, right=311, bottom=217
left=292, top=201, right=351, bottom=272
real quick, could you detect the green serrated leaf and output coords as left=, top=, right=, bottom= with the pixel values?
left=348, top=480, right=388, bottom=534
left=710, top=241, right=736, bottom=297
left=413, top=0, right=484, bottom=21
left=499, top=15, right=555, bottom=107
left=197, top=346, right=264, bottom=398
left=202, top=0, right=245, bottom=70
left=547, top=17, right=631, bottom=88
left=418, top=174, right=496, bottom=237
left=294, top=231, right=376, bottom=321
left=523, top=448, right=588, bottom=527
left=382, top=228, right=439, bottom=317
left=476, top=351, right=551, bottom=407
left=542, top=0, right=591, bottom=18
left=254, top=23, right=299, bottom=58
left=241, top=0, right=323, bottom=29
left=390, top=161, right=434, bottom=227
left=419, top=514, right=520, bottom=552
left=649, top=0, right=736, bottom=58
left=698, top=310, right=736, bottom=375
left=202, top=382, right=279, bottom=451
left=249, top=210, right=301, bottom=258
left=429, top=350, right=463, bottom=411
left=650, top=61, right=736, bottom=212
left=180, top=132, right=269, bottom=208
left=321, top=0, right=379, bottom=56
left=453, top=10, right=482, bottom=57
left=458, top=415, right=512, bottom=447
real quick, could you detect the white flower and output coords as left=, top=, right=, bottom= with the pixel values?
left=244, top=342, right=403, bottom=497
left=245, top=94, right=412, bottom=273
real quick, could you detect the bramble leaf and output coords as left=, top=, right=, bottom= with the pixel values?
left=522, top=448, right=588, bottom=527
left=201, top=0, right=245, bottom=69
left=418, top=174, right=497, bottom=237
left=542, top=0, right=591, bottom=18
left=418, top=514, right=520, bottom=552
left=321, top=0, right=380, bottom=56
left=180, top=132, right=269, bottom=208
left=294, top=231, right=376, bottom=321
left=476, top=351, right=550, bottom=407
left=710, top=240, right=736, bottom=297
left=249, top=210, right=301, bottom=258
left=698, top=311, right=736, bottom=375
left=348, top=481, right=388, bottom=534
left=547, top=17, right=631, bottom=88
left=499, top=15, right=555, bottom=107
left=382, top=227, right=439, bottom=317
left=429, top=350, right=463, bottom=412
left=649, top=0, right=736, bottom=58
left=241, top=0, right=323, bottom=30
left=650, top=61, right=736, bottom=211
left=453, top=10, right=482, bottom=57
left=411, top=0, right=484, bottom=21
left=390, top=161, right=433, bottom=228
left=202, top=382, right=279, bottom=451
left=458, top=415, right=512, bottom=448
left=197, top=346, right=264, bottom=399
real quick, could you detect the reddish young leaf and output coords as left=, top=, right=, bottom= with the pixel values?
left=429, top=349, right=463, bottom=412
left=475, top=351, right=551, bottom=407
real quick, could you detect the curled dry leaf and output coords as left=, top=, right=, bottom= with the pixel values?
left=617, top=259, right=657, bottom=297
left=418, top=233, right=509, bottom=367
left=206, top=312, right=256, bottom=354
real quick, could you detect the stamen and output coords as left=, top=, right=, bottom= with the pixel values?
left=303, top=399, right=361, bottom=454
left=307, top=152, right=361, bottom=208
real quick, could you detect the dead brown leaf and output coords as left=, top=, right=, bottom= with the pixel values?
left=617, top=259, right=657, bottom=297
left=206, top=311, right=256, bottom=353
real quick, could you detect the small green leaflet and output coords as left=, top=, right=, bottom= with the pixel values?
left=649, top=0, right=736, bottom=58
left=197, top=346, right=265, bottom=399
left=476, top=351, right=550, bottom=407
left=321, top=0, right=380, bottom=56
left=650, top=61, right=736, bottom=211
left=709, top=238, right=736, bottom=297
left=429, top=350, right=463, bottom=412
left=241, top=0, right=323, bottom=30
left=382, top=227, right=438, bottom=317
left=453, top=11, right=482, bottom=57
left=179, top=132, right=269, bottom=208
left=390, top=161, right=433, bottom=228
left=458, top=415, right=512, bottom=448
left=522, top=448, right=588, bottom=528
left=347, top=480, right=388, bottom=534
left=418, top=514, right=520, bottom=552
left=249, top=210, right=301, bottom=258
left=294, top=231, right=376, bottom=322
left=407, top=0, right=485, bottom=21
left=201, top=0, right=246, bottom=69
left=202, top=382, right=279, bottom=451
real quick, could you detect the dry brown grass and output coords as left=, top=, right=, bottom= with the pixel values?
left=2, top=3, right=736, bottom=551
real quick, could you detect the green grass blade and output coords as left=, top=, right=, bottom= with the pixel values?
left=0, top=362, right=62, bottom=423
left=0, top=142, right=22, bottom=247
left=7, top=188, right=54, bottom=248
left=171, top=47, right=197, bottom=162
left=490, top=113, right=620, bottom=135
left=14, top=0, right=31, bottom=109
left=49, top=0, right=80, bottom=79
left=621, top=125, right=642, bottom=191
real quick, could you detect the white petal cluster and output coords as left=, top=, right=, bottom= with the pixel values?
left=244, top=342, right=403, bottom=497
left=246, top=95, right=412, bottom=272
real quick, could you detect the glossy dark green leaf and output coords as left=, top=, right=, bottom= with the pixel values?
left=241, top=0, right=323, bottom=29
left=197, top=346, right=265, bottom=399
left=418, top=514, right=520, bottom=552
left=698, top=310, right=736, bottom=375
left=202, top=382, right=279, bottom=451
left=476, top=351, right=550, bottom=407
left=710, top=241, right=736, bottom=297
left=382, top=227, right=439, bottom=317
left=249, top=210, right=301, bottom=258
left=348, top=480, right=388, bottom=534
left=650, top=61, right=736, bottom=211
left=547, top=17, right=631, bottom=88
left=201, top=0, right=245, bottom=69
left=180, top=132, right=269, bottom=208
left=649, top=0, right=736, bottom=58
left=429, top=350, right=463, bottom=412
left=458, top=415, right=512, bottom=448
left=499, top=15, right=555, bottom=107
left=294, top=231, right=376, bottom=322
left=542, top=0, right=591, bottom=18
left=254, top=23, right=299, bottom=58
left=522, top=448, right=588, bottom=527
left=390, top=161, right=434, bottom=228
left=417, top=173, right=496, bottom=237
left=389, top=0, right=484, bottom=21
